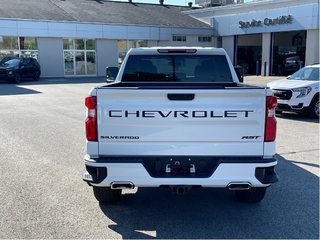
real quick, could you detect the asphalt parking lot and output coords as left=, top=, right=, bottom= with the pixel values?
left=0, top=77, right=319, bottom=239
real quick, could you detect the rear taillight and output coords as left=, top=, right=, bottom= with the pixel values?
left=265, top=96, right=277, bottom=142
left=85, top=96, right=97, bottom=141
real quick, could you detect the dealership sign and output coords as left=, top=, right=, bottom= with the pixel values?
left=239, top=15, right=293, bottom=28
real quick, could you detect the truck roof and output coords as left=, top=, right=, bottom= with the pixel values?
left=127, top=47, right=227, bottom=55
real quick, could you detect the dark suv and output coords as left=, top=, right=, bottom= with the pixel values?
left=0, top=57, right=41, bottom=83
left=283, top=56, right=302, bottom=75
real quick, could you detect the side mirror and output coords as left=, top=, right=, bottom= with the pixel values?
left=106, top=66, right=119, bottom=84
left=286, top=75, right=291, bottom=79
left=234, top=65, right=244, bottom=83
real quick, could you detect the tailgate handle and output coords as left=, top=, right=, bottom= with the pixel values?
left=167, top=93, right=195, bottom=101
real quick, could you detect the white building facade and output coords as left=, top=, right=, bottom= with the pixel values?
left=0, top=20, right=212, bottom=77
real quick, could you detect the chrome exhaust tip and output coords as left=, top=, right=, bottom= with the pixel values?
left=227, top=182, right=252, bottom=190
left=111, top=181, right=135, bottom=189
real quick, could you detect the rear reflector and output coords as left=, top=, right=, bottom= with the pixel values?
left=265, top=96, right=277, bottom=142
left=157, top=49, right=197, bottom=53
left=85, top=96, right=97, bottom=141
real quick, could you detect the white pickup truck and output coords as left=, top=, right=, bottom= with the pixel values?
left=83, top=47, right=278, bottom=204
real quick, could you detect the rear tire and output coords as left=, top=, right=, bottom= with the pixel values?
left=308, top=95, right=319, bottom=119
left=235, top=187, right=267, bottom=203
left=33, top=71, right=40, bottom=81
left=13, top=73, right=21, bottom=84
left=93, top=186, right=121, bottom=204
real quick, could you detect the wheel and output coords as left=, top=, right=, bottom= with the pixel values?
left=308, top=95, right=320, bottom=118
left=235, top=187, right=267, bottom=203
left=275, top=110, right=283, bottom=115
left=93, top=186, right=121, bottom=203
left=33, top=71, right=40, bottom=81
left=13, top=73, right=21, bottom=84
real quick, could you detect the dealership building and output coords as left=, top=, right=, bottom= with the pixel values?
left=186, top=0, right=319, bottom=76
left=0, top=0, right=319, bottom=78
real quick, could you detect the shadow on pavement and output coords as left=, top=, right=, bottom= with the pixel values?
left=289, top=160, right=319, bottom=168
left=276, top=112, right=319, bottom=123
left=0, top=84, right=42, bottom=96
left=99, top=154, right=319, bottom=239
left=0, top=77, right=105, bottom=95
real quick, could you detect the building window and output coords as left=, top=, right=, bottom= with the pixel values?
left=63, top=39, right=96, bottom=76
left=137, top=40, right=148, bottom=48
left=172, top=35, right=186, bottom=42
left=118, top=40, right=148, bottom=65
left=19, top=37, right=38, bottom=59
left=198, top=36, right=212, bottom=42
left=0, top=36, right=38, bottom=60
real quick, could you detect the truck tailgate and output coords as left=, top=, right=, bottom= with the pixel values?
left=97, top=88, right=266, bottom=156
